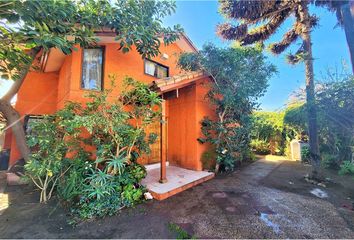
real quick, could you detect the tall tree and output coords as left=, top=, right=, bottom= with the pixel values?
left=0, top=0, right=182, bottom=162
left=216, top=0, right=322, bottom=178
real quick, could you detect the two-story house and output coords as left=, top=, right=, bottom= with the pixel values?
left=4, top=32, right=215, bottom=200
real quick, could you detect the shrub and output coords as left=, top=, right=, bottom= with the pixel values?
left=251, top=110, right=298, bottom=157
left=250, top=139, right=270, bottom=155
left=339, top=161, right=354, bottom=176
left=25, top=77, right=161, bottom=220
left=179, top=44, right=276, bottom=171
left=321, top=153, right=339, bottom=169
left=73, top=194, right=123, bottom=219
left=301, top=145, right=311, bottom=163
left=201, top=150, right=217, bottom=171
left=284, top=75, right=354, bottom=170
left=24, top=110, right=80, bottom=203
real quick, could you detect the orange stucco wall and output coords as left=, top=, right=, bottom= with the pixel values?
left=8, top=42, right=185, bottom=164
left=8, top=42, right=215, bottom=170
left=66, top=43, right=183, bottom=104
left=9, top=71, right=59, bottom=164
left=57, top=55, right=72, bottom=109
left=166, top=78, right=215, bottom=171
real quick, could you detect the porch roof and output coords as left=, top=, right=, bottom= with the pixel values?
left=151, top=71, right=211, bottom=93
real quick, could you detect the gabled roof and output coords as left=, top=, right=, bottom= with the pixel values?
left=152, top=70, right=211, bottom=93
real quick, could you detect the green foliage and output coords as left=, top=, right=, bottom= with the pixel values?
left=252, top=111, right=284, bottom=141
left=301, top=145, right=311, bottom=163
left=284, top=75, right=354, bottom=169
left=168, top=223, right=196, bottom=240
left=251, top=111, right=297, bottom=156
left=73, top=194, right=123, bottom=220
left=0, top=0, right=182, bottom=79
left=26, top=78, right=160, bottom=220
left=321, top=153, right=339, bottom=169
left=179, top=44, right=276, bottom=171
left=283, top=103, right=307, bottom=134
left=316, top=76, right=354, bottom=166
left=24, top=110, right=82, bottom=202
left=339, top=161, right=354, bottom=176
left=250, top=139, right=270, bottom=155
left=201, top=150, right=217, bottom=171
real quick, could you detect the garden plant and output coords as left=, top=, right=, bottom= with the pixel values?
left=25, top=77, right=161, bottom=219
left=178, top=44, right=276, bottom=172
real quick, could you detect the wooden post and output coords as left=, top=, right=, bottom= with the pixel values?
left=159, top=99, right=167, bottom=183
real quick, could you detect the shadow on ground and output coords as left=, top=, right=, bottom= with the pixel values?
left=0, top=158, right=353, bottom=239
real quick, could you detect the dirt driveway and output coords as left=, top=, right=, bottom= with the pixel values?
left=1, top=158, right=353, bottom=239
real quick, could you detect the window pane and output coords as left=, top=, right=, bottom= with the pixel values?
left=82, top=48, right=103, bottom=90
left=157, top=65, right=168, bottom=78
left=145, top=60, right=156, bottom=76
left=144, top=59, right=168, bottom=78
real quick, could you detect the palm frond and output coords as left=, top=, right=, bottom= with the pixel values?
left=216, top=23, right=247, bottom=40
left=239, top=8, right=292, bottom=45
left=269, top=23, right=301, bottom=54
left=286, top=43, right=307, bottom=65
left=219, top=0, right=281, bottom=23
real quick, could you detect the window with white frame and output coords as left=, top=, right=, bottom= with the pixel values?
left=81, top=48, right=104, bottom=90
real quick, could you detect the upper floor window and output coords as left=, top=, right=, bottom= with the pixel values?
left=144, top=59, right=169, bottom=78
left=81, top=47, right=104, bottom=90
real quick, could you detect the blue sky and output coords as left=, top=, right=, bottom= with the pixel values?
left=164, top=1, right=351, bottom=111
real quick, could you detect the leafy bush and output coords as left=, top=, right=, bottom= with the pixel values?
left=251, top=109, right=299, bottom=155
left=179, top=44, right=276, bottom=171
left=301, top=145, right=311, bottom=163
left=250, top=139, right=270, bottom=155
left=284, top=75, right=354, bottom=169
left=339, top=161, right=354, bottom=175
left=24, top=110, right=81, bottom=202
left=251, top=111, right=297, bottom=156
left=201, top=150, right=217, bottom=171
left=73, top=194, right=123, bottom=219
left=321, top=153, right=339, bottom=169
left=25, top=77, right=161, bottom=220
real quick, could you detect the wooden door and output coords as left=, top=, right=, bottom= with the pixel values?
left=138, top=121, right=161, bottom=165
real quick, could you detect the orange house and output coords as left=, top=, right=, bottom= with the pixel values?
left=4, top=33, right=215, bottom=200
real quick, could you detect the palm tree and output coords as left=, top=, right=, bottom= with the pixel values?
left=216, top=0, right=321, bottom=178
left=316, top=0, right=354, bottom=73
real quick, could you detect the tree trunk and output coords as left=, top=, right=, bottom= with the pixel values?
left=301, top=6, right=321, bottom=179
left=341, top=1, right=354, bottom=73
left=0, top=47, right=40, bottom=164
left=0, top=99, right=30, bottom=162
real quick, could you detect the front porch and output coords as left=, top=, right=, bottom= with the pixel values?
left=141, top=71, right=215, bottom=200
left=142, top=163, right=215, bottom=200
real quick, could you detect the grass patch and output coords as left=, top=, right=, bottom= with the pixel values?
left=168, top=222, right=197, bottom=239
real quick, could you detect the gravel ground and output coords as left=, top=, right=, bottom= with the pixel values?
left=0, top=158, right=353, bottom=239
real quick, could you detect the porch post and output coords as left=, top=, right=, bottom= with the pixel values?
left=159, top=99, right=167, bottom=183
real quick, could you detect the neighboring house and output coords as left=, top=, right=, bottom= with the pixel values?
left=4, top=32, right=215, bottom=200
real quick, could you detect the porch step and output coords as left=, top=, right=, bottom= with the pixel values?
left=142, top=166, right=215, bottom=200
left=144, top=161, right=169, bottom=171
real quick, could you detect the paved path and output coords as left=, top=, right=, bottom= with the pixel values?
left=160, top=158, right=354, bottom=239
left=0, top=159, right=353, bottom=238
